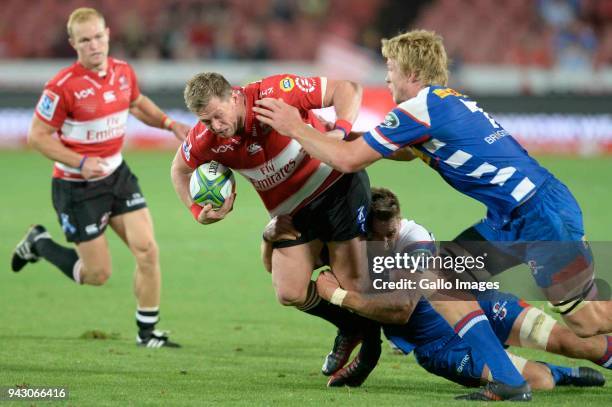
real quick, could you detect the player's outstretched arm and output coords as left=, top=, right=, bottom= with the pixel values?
left=254, top=98, right=381, bottom=173
left=28, top=115, right=107, bottom=179
left=130, top=94, right=190, bottom=141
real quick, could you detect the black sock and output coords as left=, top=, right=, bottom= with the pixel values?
left=33, top=238, right=80, bottom=282
left=298, top=281, right=375, bottom=335
left=136, top=307, right=160, bottom=337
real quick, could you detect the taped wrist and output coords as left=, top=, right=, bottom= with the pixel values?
left=330, top=287, right=348, bottom=306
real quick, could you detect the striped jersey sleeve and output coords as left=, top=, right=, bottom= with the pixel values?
left=363, top=88, right=431, bottom=157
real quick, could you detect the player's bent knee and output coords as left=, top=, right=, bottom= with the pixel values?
left=83, top=265, right=112, bottom=285
left=528, top=372, right=555, bottom=390
left=275, top=286, right=307, bottom=307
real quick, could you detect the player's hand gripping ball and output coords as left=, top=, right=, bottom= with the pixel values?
left=190, top=161, right=236, bottom=209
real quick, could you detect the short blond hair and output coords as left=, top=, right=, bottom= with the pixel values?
left=184, top=72, right=233, bottom=113
left=382, top=30, right=449, bottom=86
left=67, top=8, right=105, bottom=38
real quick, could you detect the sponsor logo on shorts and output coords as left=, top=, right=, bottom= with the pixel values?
left=61, top=213, right=76, bottom=235
left=85, top=223, right=99, bottom=235
left=456, top=353, right=471, bottom=374
left=357, top=205, right=367, bottom=233
left=279, top=77, right=294, bottom=92
left=37, top=90, right=60, bottom=121
left=126, top=193, right=146, bottom=207
left=100, top=212, right=111, bottom=229
left=295, top=77, right=316, bottom=93
left=491, top=301, right=508, bottom=321
left=85, top=211, right=111, bottom=235
left=527, top=260, right=543, bottom=276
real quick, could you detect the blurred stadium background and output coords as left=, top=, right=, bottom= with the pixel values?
left=1, top=1, right=611, bottom=405
left=1, top=0, right=612, bottom=153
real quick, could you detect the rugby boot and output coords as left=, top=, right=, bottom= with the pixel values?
left=137, top=330, right=181, bottom=348
left=327, top=336, right=382, bottom=387
left=562, top=367, right=605, bottom=387
left=455, top=381, right=532, bottom=402
left=11, top=225, right=50, bottom=272
left=322, top=330, right=362, bottom=376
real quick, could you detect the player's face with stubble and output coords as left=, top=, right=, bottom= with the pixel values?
left=198, top=95, right=241, bottom=138
left=70, top=18, right=109, bottom=71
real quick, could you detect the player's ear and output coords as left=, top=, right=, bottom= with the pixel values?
left=230, top=92, right=241, bottom=108
left=105, top=27, right=110, bottom=40
left=68, top=35, right=76, bottom=50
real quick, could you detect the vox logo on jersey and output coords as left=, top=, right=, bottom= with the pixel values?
left=74, top=88, right=95, bottom=100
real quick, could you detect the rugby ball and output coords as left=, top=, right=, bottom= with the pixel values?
left=189, top=161, right=235, bottom=209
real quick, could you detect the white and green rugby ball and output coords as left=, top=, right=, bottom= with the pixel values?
left=190, top=161, right=235, bottom=209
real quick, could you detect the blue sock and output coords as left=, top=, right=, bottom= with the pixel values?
left=542, top=363, right=576, bottom=386
left=455, top=310, right=525, bottom=386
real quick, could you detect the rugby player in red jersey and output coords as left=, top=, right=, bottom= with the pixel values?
left=172, top=72, right=381, bottom=373
left=11, top=7, right=189, bottom=348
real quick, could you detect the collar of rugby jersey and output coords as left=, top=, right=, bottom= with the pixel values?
left=73, top=57, right=114, bottom=84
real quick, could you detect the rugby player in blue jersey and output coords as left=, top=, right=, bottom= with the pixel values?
left=254, top=29, right=611, bottom=401
left=263, top=188, right=610, bottom=393
left=316, top=271, right=608, bottom=391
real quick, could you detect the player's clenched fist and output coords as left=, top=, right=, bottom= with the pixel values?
left=80, top=156, right=108, bottom=180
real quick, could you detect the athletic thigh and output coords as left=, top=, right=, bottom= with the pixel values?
left=271, top=240, right=323, bottom=300
left=75, top=233, right=112, bottom=273
left=110, top=207, right=156, bottom=253
left=327, top=237, right=369, bottom=292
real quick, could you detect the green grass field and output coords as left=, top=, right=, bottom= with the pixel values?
left=1, top=150, right=611, bottom=406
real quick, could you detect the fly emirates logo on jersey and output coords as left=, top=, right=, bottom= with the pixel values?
left=239, top=140, right=306, bottom=191
left=61, top=110, right=128, bottom=143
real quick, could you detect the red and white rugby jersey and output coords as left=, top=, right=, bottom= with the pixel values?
left=35, top=57, right=140, bottom=181
left=181, top=74, right=344, bottom=216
